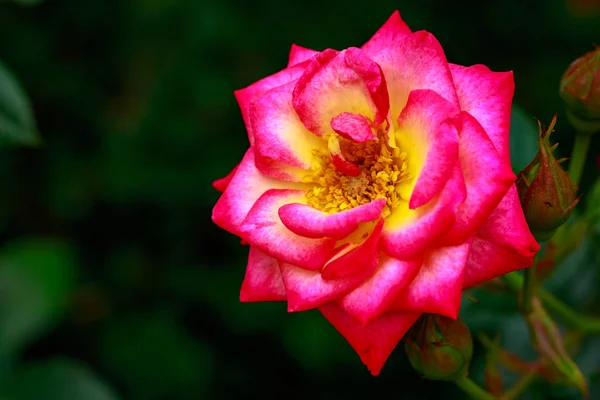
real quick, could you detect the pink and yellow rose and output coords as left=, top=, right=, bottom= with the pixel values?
left=212, top=11, right=539, bottom=375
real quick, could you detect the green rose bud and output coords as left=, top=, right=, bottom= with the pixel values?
left=404, top=314, right=473, bottom=381
left=516, top=116, right=579, bottom=242
left=559, top=46, right=600, bottom=134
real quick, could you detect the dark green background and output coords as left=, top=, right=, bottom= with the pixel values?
left=0, top=0, right=599, bottom=399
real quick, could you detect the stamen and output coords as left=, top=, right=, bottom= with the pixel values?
left=303, top=128, right=411, bottom=214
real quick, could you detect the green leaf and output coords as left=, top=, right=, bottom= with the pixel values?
left=0, top=60, right=39, bottom=146
left=165, top=262, right=288, bottom=334
left=510, top=104, right=539, bottom=173
left=1, top=358, right=119, bottom=400
left=0, top=239, right=76, bottom=355
left=98, top=312, right=213, bottom=400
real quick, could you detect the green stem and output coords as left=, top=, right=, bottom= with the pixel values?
left=502, top=272, right=524, bottom=292
left=540, top=290, right=600, bottom=334
left=522, top=250, right=545, bottom=313
left=568, top=133, right=591, bottom=187
left=455, top=377, right=496, bottom=400
left=522, top=265, right=536, bottom=313
left=502, top=272, right=600, bottom=334
left=501, top=370, right=537, bottom=400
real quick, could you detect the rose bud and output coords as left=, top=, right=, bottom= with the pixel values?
left=559, top=47, right=600, bottom=134
left=526, top=298, right=588, bottom=397
left=404, top=314, right=473, bottom=381
left=516, top=115, right=579, bottom=241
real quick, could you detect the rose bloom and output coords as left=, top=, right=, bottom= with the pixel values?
left=212, top=11, right=539, bottom=375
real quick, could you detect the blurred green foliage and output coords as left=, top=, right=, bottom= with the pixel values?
left=0, top=61, right=39, bottom=146
left=0, top=0, right=598, bottom=399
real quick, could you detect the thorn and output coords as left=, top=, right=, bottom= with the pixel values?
left=406, top=338, right=421, bottom=352
left=465, top=294, right=479, bottom=304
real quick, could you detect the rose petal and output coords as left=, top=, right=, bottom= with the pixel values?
left=252, top=157, right=311, bottom=182
left=339, top=254, right=421, bottom=326
left=280, top=261, right=375, bottom=312
left=319, top=303, right=420, bottom=376
left=288, top=44, right=319, bottom=67
left=380, top=165, right=466, bottom=260
left=395, top=89, right=460, bottom=209
left=278, top=198, right=386, bottom=239
left=280, top=220, right=382, bottom=311
left=462, top=186, right=539, bottom=287
left=443, top=111, right=516, bottom=244
left=476, top=185, right=540, bottom=258
left=449, top=64, right=514, bottom=161
left=463, top=236, right=535, bottom=288
left=327, top=135, right=362, bottom=176
left=250, top=81, right=324, bottom=180
left=331, top=112, right=377, bottom=143
left=292, top=47, right=389, bottom=136
left=235, top=62, right=308, bottom=145
left=393, top=241, right=472, bottom=319
left=239, top=189, right=336, bottom=270
left=368, top=31, right=459, bottom=124
left=361, top=11, right=412, bottom=57
left=212, top=150, right=298, bottom=236
left=321, top=218, right=383, bottom=279
left=240, top=247, right=287, bottom=302
left=212, top=163, right=239, bottom=192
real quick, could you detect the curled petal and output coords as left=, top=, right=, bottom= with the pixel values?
left=319, top=303, right=421, bottom=376
left=361, top=11, right=412, bottom=57
left=321, top=219, right=383, bottom=279
left=235, top=62, right=308, bottom=144
left=293, top=48, right=389, bottom=136
left=331, top=112, right=378, bottom=143
left=395, top=89, right=460, bottom=208
left=449, top=64, right=514, bottom=161
left=212, top=150, right=297, bottom=236
left=278, top=198, right=386, bottom=239
left=339, top=254, right=421, bottom=326
left=280, top=221, right=382, bottom=311
left=393, top=241, right=472, bottom=319
left=239, top=189, right=336, bottom=270
left=212, top=163, right=239, bottom=192
left=380, top=165, right=466, bottom=260
left=251, top=81, right=324, bottom=180
left=369, top=31, right=459, bottom=124
left=288, top=44, right=319, bottom=67
left=328, top=135, right=361, bottom=176
left=280, top=261, right=375, bottom=312
left=240, top=247, right=286, bottom=302
left=444, top=112, right=516, bottom=244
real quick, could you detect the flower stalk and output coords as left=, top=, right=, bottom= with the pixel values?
left=521, top=264, right=536, bottom=313
left=568, top=133, right=592, bottom=187
left=503, top=272, right=600, bottom=334
left=455, top=377, right=496, bottom=400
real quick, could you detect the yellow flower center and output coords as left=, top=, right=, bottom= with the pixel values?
left=302, top=129, right=411, bottom=216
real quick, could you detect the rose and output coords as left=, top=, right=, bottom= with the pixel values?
left=212, top=11, right=540, bottom=375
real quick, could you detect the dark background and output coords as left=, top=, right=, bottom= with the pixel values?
left=0, top=0, right=599, bottom=399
